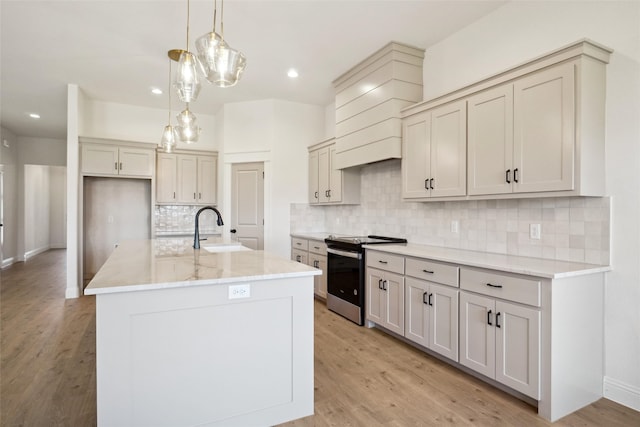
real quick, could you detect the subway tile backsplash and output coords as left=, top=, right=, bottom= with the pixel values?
left=291, top=159, right=610, bottom=265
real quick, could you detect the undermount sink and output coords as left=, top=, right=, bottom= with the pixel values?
left=202, top=243, right=252, bottom=253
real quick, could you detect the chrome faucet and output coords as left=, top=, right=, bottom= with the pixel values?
left=193, top=206, right=224, bottom=249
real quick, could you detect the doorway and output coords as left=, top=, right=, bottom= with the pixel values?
left=231, top=162, right=264, bottom=250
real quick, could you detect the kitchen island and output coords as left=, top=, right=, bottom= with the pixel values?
left=85, top=238, right=320, bottom=427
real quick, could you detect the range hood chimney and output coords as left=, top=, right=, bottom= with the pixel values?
left=332, top=42, right=424, bottom=170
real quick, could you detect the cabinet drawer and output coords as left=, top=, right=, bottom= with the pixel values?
left=406, top=257, right=459, bottom=287
left=366, top=251, right=404, bottom=275
left=291, top=249, right=308, bottom=264
left=460, top=268, right=541, bottom=307
left=308, top=240, right=327, bottom=255
left=291, top=238, right=308, bottom=251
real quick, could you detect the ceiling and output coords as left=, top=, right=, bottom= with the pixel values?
left=1, top=0, right=506, bottom=140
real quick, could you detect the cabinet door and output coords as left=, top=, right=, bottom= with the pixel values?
left=460, top=292, right=495, bottom=379
left=328, top=144, right=342, bottom=203
left=430, top=100, right=467, bottom=197
left=177, top=155, right=198, bottom=203
left=402, top=111, right=431, bottom=199
left=366, top=268, right=385, bottom=325
left=495, top=301, right=540, bottom=399
left=118, top=147, right=154, bottom=177
left=383, top=271, right=405, bottom=336
left=156, top=154, right=177, bottom=203
left=291, top=249, right=308, bottom=265
left=308, top=150, right=319, bottom=204
left=468, top=84, right=514, bottom=195
left=82, top=144, right=118, bottom=176
left=197, top=155, right=217, bottom=204
left=311, top=256, right=327, bottom=299
left=404, top=277, right=429, bottom=348
left=513, top=62, right=575, bottom=193
left=429, top=283, right=459, bottom=362
left=318, top=147, right=330, bottom=203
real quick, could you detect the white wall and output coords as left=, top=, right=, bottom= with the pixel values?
left=49, top=166, right=67, bottom=248
left=81, top=99, right=217, bottom=151
left=220, top=99, right=324, bottom=259
left=24, top=164, right=51, bottom=257
left=419, top=0, right=640, bottom=411
left=0, top=127, right=19, bottom=267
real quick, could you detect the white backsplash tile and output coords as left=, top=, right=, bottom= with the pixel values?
left=291, top=159, right=611, bottom=265
left=155, top=205, right=220, bottom=235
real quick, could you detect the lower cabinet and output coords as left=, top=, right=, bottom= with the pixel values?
left=291, top=237, right=327, bottom=299
left=404, top=277, right=459, bottom=362
left=459, top=291, right=540, bottom=399
left=366, top=267, right=405, bottom=335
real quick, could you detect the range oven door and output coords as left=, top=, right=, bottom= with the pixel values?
left=326, top=247, right=364, bottom=325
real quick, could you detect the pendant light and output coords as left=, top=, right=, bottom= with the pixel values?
left=196, top=0, right=246, bottom=87
left=160, top=57, right=178, bottom=153
left=175, top=103, right=201, bottom=144
left=173, top=0, right=201, bottom=102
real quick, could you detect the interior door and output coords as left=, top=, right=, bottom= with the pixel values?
left=231, top=162, right=264, bottom=250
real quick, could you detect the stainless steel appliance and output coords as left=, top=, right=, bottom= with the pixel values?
left=325, top=235, right=407, bottom=325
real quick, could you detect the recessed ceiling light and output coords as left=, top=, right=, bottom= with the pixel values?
left=29, top=113, right=40, bottom=119
left=287, top=68, right=299, bottom=78
left=151, top=87, right=163, bottom=95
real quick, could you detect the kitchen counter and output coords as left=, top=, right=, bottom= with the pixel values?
left=290, top=231, right=336, bottom=241
left=85, top=237, right=319, bottom=295
left=365, top=243, right=610, bottom=279
left=87, top=237, right=317, bottom=427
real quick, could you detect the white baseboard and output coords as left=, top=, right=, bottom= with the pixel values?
left=24, top=245, right=51, bottom=260
left=1, top=257, right=16, bottom=269
left=604, top=376, right=640, bottom=412
left=65, top=286, right=81, bottom=299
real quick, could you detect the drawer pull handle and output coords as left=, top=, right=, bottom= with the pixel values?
left=506, top=169, right=511, bottom=184
left=487, top=309, right=493, bottom=326
left=378, top=260, right=388, bottom=264
left=314, top=246, right=320, bottom=249
left=422, top=269, right=434, bottom=274
left=486, top=283, right=503, bottom=288
left=296, top=255, right=301, bottom=262
left=378, top=279, right=384, bottom=290
left=382, top=280, right=388, bottom=291
left=422, top=292, right=429, bottom=305
left=496, top=312, right=501, bottom=328
left=428, top=293, right=433, bottom=306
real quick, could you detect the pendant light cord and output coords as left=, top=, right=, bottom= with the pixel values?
left=220, top=0, right=224, bottom=40
left=186, top=0, right=191, bottom=49
left=212, top=0, right=217, bottom=33
left=167, top=59, right=172, bottom=123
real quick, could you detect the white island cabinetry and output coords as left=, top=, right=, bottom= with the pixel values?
left=85, top=238, right=319, bottom=427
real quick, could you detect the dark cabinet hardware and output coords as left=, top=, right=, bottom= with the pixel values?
left=119, top=162, right=122, bottom=170
left=114, top=162, right=118, bottom=170
left=296, top=255, right=301, bottom=262
left=487, top=309, right=493, bottom=326
left=514, top=168, right=519, bottom=183
left=423, top=292, right=429, bottom=305
left=486, top=283, right=503, bottom=288
left=424, top=179, right=429, bottom=190
left=430, top=178, right=434, bottom=189
left=422, top=269, right=434, bottom=274
left=382, top=280, right=388, bottom=291
left=506, top=169, right=511, bottom=183
left=378, top=279, right=384, bottom=290
left=496, top=312, right=501, bottom=328
left=230, top=229, right=237, bottom=234
left=314, top=191, right=318, bottom=199
left=428, top=293, right=433, bottom=306
left=378, top=260, right=388, bottom=264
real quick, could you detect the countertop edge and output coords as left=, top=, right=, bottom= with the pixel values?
left=364, top=244, right=611, bottom=279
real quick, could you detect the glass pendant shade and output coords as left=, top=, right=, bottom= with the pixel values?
left=175, top=107, right=201, bottom=144
left=174, top=51, right=201, bottom=103
left=160, top=125, right=178, bottom=152
left=211, top=40, right=246, bottom=87
left=195, top=31, right=222, bottom=77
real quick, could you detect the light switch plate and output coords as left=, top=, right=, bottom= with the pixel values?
left=530, top=223, right=541, bottom=240
left=451, top=220, right=460, bottom=233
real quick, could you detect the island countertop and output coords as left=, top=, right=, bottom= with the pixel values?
left=84, top=238, right=321, bottom=296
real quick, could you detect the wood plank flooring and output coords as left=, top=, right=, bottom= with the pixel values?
left=1, top=249, right=639, bottom=426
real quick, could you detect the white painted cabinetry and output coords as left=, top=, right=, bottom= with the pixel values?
left=402, top=100, right=467, bottom=199
left=366, top=252, right=405, bottom=335
left=459, top=268, right=540, bottom=399
left=156, top=150, right=217, bottom=205
left=403, top=39, right=611, bottom=201
left=404, top=258, right=459, bottom=362
left=82, top=140, right=154, bottom=178
left=308, top=138, right=359, bottom=205
left=291, top=237, right=327, bottom=299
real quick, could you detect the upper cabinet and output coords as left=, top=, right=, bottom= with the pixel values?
left=332, top=42, right=424, bottom=170
left=308, top=138, right=360, bottom=205
left=81, top=139, right=154, bottom=178
left=403, top=39, right=612, bottom=201
left=156, top=150, right=218, bottom=205
left=402, top=100, right=467, bottom=199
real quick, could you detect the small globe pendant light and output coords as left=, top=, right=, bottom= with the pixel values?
left=173, top=0, right=201, bottom=102
left=196, top=0, right=246, bottom=87
left=175, top=104, right=201, bottom=144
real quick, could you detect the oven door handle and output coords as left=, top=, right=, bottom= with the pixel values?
left=327, top=248, right=362, bottom=259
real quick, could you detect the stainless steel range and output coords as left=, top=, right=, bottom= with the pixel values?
left=324, top=235, right=407, bottom=325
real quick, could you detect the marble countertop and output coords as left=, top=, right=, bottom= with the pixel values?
left=365, top=243, right=610, bottom=279
left=290, top=232, right=349, bottom=241
left=84, top=237, right=320, bottom=296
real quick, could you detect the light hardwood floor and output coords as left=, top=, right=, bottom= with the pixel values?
left=1, top=249, right=639, bottom=426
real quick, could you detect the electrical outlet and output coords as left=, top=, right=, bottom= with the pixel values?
left=228, top=284, right=251, bottom=299
left=451, top=220, right=459, bottom=233
left=107, top=215, right=114, bottom=224
left=530, top=223, right=541, bottom=240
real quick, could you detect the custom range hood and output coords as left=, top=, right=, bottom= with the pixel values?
left=332, top=42, right=424, bottom=170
